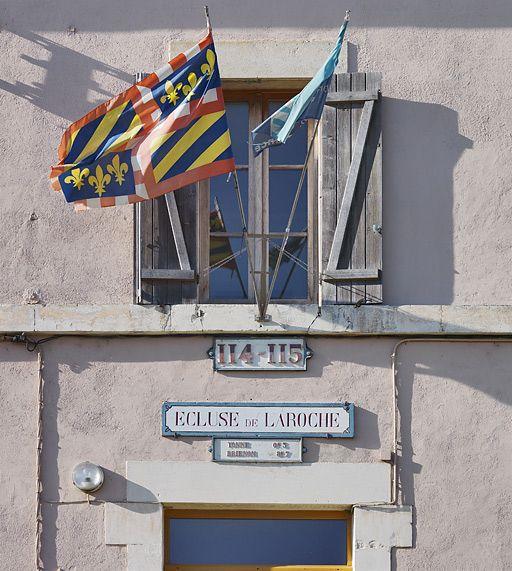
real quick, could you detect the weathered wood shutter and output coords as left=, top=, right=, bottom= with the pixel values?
left=134, top=73, right=198, bottom=305
left=321, top=72, right=382, bottom=304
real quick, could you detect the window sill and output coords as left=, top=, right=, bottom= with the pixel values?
left=2, top=303, right=511, bottom=336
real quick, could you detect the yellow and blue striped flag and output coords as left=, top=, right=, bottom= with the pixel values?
left=51, top=30, right=234, bottom=209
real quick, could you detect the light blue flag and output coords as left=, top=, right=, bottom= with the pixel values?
left=251, top=13, right=349, bottom=157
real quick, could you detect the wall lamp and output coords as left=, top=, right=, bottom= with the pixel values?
left=72, top=462, right=104, bottom=493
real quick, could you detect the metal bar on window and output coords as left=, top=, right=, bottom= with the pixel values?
left=141, top=269, right=196, bottom=281
left=134, top=202, right=142, bottom=303
left=269, top=165, right=307, bottom=170
left=210, top=232, right=307, bottom=238
left=209, top=234, right=245, bottom=240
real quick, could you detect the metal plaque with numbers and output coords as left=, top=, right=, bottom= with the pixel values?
left=210, top=337, right=312, bottom=371
left=212, top=438, right=303, bottom=463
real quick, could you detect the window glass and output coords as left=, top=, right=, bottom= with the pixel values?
left=269, top=170, right=308, bottom=232
left=169, top=517, right=347, bottom=565
left=210, top=169, right=248, bottom=234
left=209, top=237, right=248, bottom=300
left=269, top=236, right=308, bottom=299
left=226, top=102, right=249, bottom=164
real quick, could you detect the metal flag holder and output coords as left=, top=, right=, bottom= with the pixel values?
left=224, top=126, right=319, bottom=323
left=259, top=119, right=321, bottom=321
left=232, top=168, right=263, bottom=318
left=203, top=7, right=357, bottom=322
left=202, top=6, right=263, bottom=317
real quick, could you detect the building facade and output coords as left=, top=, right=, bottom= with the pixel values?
left=1, top=1, right=512, bottom=570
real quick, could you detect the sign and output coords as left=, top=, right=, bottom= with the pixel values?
left=162, top=402, right=354, bottom=438
left=212, top=438, right=303, bottom=463
left=209, top=337, right=312, bottom=371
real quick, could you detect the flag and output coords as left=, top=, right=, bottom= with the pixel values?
left=251, top=14, right=349, bottom=157
left=50, top=30, right=235, bottom=209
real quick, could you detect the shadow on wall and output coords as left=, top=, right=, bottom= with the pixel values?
left=0, top=30, right=132, bottom=121
left=382, top=98, right=473, bottom=304
left=392, top=341, right=512, bottom=555
left=2, top=0, right=512, bottom=30
left=0, top=30, right=473, bottom=306
left=19, top=337, right=512, bottom=566
left=41, top=468, right=159, bottom=568
left=38, top=351, right=60, bottom=571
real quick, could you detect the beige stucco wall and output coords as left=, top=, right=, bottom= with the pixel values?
left=0, top=343, right=38, bottom=569
left=1, top=1, right=512, bottom=570
left=1, top=337, right=511, bottom=569
left=0, top=1, right=511, bottom=305
left=395, top=341, right=512, bottom=569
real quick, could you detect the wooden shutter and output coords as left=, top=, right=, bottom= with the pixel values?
left=320, top=72, right=382, bottom=304
left=134, top=73, right=198, bottom=305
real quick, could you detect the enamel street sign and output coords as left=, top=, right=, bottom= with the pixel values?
left=162, top=402, right=354, bottom=438
left=209, top=337, right=312, bottom=371
left=212, top=437, right=303, bottom=463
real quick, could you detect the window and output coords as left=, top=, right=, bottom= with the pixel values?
left=136, top=73, right=382, bottom=307
left=164, top=509, right=352, bottom=570
left=204, top=91, right=317, bottom=304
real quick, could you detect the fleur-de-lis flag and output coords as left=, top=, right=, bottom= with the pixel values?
left=50, top=31, right=235, bottom=209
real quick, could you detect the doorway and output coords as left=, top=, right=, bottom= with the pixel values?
left=164, top=509, right=352, bottom=570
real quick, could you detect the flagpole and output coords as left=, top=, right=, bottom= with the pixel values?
left=204, top=5, right=212, bottom=32
left=261, top=118, right=320, bottom=320
left=232, top=169, right=264, bottom=317
left=202, top=6, right=262, bottom=316
left=232, top=244, right=248, bottom=299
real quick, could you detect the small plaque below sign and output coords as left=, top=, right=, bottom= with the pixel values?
left=213, top=438, right=303, bottom=463
left=210, top=337, right=312, bottom=371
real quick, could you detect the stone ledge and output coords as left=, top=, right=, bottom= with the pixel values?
left=104, top=503, right=162, bottom=546
left=126, top=461, right=391, bottom=506
left=0, top=304, right=511, bottom=336
left=353, top=506, right=413, bottom=571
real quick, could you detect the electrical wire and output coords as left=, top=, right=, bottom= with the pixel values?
left=35, top=348, right=44, bottom=570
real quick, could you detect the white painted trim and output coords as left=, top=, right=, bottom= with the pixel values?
left=126, top=461, right=391, bottom=506
left=104, top=502, right=162, bottom=546
left=353, top=506, right=413, bottom=571
left=105, top=502, right=163, bottom=571
left=2, top=304, right=512, bottom=336
left=104, top=461, right=411, bottom=570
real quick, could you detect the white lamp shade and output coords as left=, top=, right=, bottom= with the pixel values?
left=72, top=462, right=104, bottom=493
